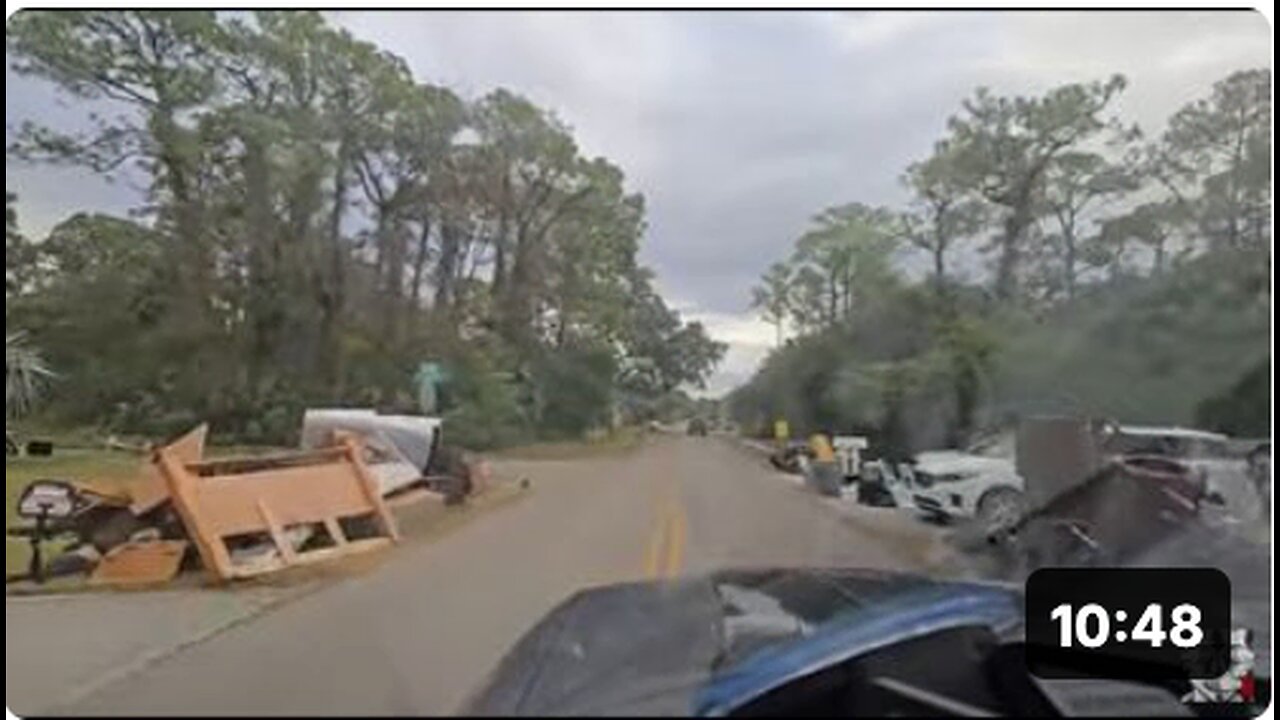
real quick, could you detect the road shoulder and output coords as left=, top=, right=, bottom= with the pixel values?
left=5, top=479, right=532, bottom=716
left=726, top=435, right=962, bottom=573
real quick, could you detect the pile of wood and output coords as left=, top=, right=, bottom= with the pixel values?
left=10, top=421, right=483, bottom=588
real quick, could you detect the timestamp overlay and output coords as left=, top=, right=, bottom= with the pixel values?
left=1026, top=568, right=1232, bottom=681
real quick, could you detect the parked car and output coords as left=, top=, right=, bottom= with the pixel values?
left=1099, top=424, right=1261, bottom=523
left=908, top=450, right=1026, bottom=536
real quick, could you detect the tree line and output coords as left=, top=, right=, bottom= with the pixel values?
left=735, top=68, right=1271, bottom=454
left=5, top=11, right=725, bottom=446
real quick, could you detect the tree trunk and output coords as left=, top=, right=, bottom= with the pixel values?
left=933, top=246, right=946, bottom=291
left=409, top=214, right=431, bottom=311
left=1064, top=235, right=1077, bottom=301
left=995, top=203, right=1032, bottom=302
left=243, top=134, right=279, bottom=382
left=379, top=214, right=407, bottom=351
left=504, top=227, right=537, bottom=343
left=406, top=215, right=431, bottom=343
left=827, top=275, right=837, bottom=326
left=435, top=222, right=460, bottom=309
left=318, top=134, right=350, bottom=394
left=152, top=106, right=222, bottom=418
left=1062, top=212, right=1077, bottom=302
left=154, top=109, right=210, bottom=337
left=491, top=165, right=512, bottom=300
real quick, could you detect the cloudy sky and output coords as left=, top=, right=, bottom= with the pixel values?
left=6, top=10, right=1272, bottom=395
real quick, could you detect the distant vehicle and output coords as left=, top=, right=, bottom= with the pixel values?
left=908, top=450, right=1026, bottom=536
left=687, top=418, right=708, bottom=436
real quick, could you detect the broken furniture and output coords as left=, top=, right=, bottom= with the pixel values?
left=153, top=436, right=400, bottom=581
left=89, top=540, right=188, bottom=587
left=131, top=423, right=206, bottom=515
left=1009, top=453, right=1208, bottom=573
left=13, top=413, right=488, bottom=588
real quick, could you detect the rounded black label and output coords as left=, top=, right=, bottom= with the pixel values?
left=1025, top=568, right=1232, bottom=681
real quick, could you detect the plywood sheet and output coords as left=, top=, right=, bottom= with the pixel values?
left=88, top=540, right=188, bottom=587
left=130, top=424, right=208, bottom=514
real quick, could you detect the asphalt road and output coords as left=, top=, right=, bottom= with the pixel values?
left=51, top=435, right=926, bottom=716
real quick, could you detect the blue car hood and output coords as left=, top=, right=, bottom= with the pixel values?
left=463, top=568, right=1021, bottom=716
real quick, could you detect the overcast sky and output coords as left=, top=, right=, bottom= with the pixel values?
left=6, top=10, right=1272, bottom=396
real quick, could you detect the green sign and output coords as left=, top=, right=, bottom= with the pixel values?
left=414, top=362, right=451, bottom=414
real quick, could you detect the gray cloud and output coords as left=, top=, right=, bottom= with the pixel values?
left=7, top=11, right=1272, bottom=395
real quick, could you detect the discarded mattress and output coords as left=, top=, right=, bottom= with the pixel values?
left=300, top=409, right=442, bottom=496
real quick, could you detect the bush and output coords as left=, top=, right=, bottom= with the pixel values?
left=1195, top=359, right=1270, bottom=437
left=532, top=345, right=616, bottom=438
left=441, top=347, right=531, bottom=450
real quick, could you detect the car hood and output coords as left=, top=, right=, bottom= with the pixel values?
left=462, top=568, right=1021, bottom=716
left=914, top=451, right=1015, bottom=475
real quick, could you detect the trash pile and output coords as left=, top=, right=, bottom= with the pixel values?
left=8, top=410, right=488, bottom=589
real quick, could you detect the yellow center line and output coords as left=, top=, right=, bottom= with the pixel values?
left=664, top=499, right=686, bottom=579
left=643, top=508, right=665, bottom=579
left=642, top=489, right=687, bottom=580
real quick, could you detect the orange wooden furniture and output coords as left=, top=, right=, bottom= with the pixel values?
left=153, top=436, right=400, bottom=581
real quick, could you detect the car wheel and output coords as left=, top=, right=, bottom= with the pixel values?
left=976, top=487, right=1024, bottom=538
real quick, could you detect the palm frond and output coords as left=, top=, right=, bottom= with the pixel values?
left=6, top=331, right=55, bottom=419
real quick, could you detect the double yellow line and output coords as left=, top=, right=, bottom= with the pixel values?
left=642, top=492, right=686, bottom=580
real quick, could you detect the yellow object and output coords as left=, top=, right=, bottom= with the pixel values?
left=774, top=419, right=790, bottom=443
left=809, top=433, right=836, bottom=463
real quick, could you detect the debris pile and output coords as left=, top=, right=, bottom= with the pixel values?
left=8, top=411, right=485, bottom=588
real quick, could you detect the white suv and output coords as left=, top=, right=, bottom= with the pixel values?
left=908, top=450, right=1026, bottom=535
